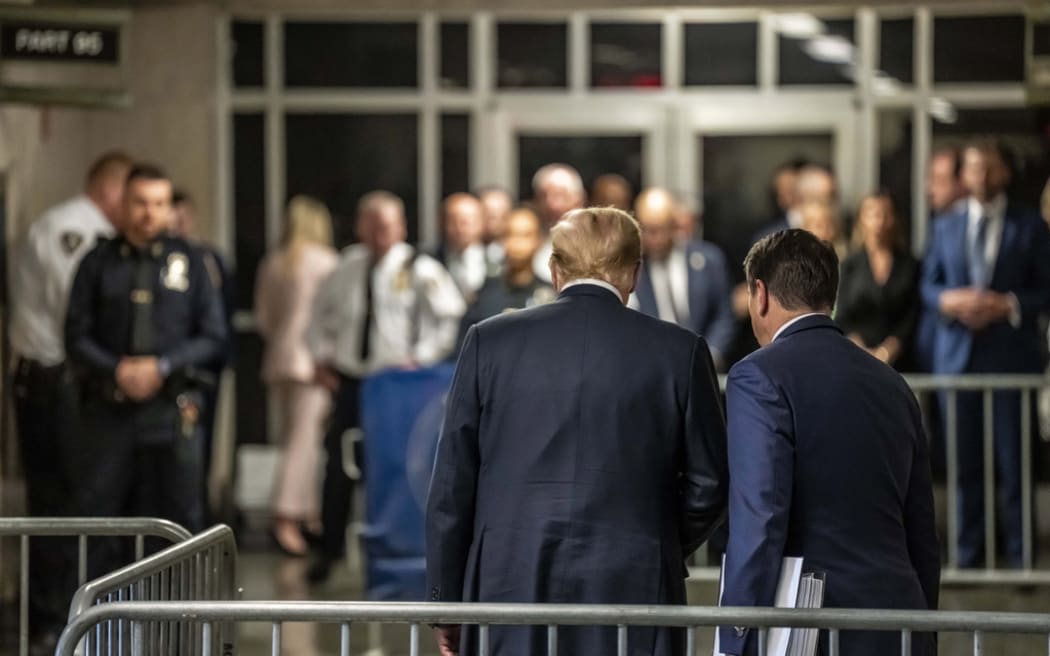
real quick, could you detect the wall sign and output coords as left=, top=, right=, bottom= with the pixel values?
left=0, top=21, right=120, bottom=63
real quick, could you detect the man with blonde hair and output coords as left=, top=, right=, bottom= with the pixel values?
left=427, top=207, right=728, bottom=656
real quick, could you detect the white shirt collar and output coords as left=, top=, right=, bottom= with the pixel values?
left=562, top=278, right=624, bottom=302
left=771, top=312, right=826, bottom=343
left=968, top=193, right=1007, bottom=224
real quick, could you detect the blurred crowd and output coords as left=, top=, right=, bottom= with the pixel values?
left=9, top=135, right=1050, bottom=648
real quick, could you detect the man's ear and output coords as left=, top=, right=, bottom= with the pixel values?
left=754, top=279, right=770, bottom=317
left=549, top=261, right=560, bottom=291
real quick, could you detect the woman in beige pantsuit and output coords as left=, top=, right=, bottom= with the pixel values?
left=255, top=195, right=339, bottom=556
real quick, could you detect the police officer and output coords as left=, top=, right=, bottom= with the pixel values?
left=9, top=150, right=131, bottom=652
left=66, top=164, right=227, bottom=543
left=306, top=190, right=465, bottom=582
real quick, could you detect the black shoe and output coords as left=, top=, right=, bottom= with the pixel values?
left=306, top=556, right=333, bottom=584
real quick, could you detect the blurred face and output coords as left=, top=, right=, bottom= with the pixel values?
left=480, top=190, right=512, bottom=242
left=639, top=212, right=676, bottom=261
left=171, top=201, right=197, bottom=238
left=962, top=147, right=1010, bottom=203
left=926, top=153, right=963, bottom=214
left=674, top=205, right=695, bottom=242
left=535, top=174, right=583, bottom=226
left=801, top=202, right=838, bottom=244
left=122, top=178, right=173, bottom=247
left=795, top=169, right=836, bottom=209
left=360, top=204, right=406, bottom=259
left=591, top=178, right=631, bottom=211
left=774, top=169, right=798, bottom=212
left=859, top=197, right=895, bottom=248
left=502, top=210, right=542, bottom=271
left=444, top=196, right=485, bottom=252
left=93, top=168, right=130, bottom=224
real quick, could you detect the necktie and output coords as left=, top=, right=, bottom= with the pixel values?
left=970, top=216, right=989, bottom=288
left=129, top=250, right=155, bottom=355
left=359, top=263, right=375, bottom=361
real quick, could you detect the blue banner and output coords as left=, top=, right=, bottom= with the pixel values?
left=359, top=364, right=455, bottom=601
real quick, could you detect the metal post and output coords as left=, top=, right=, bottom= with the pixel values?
left=901, top=629, right=912, bottom=656
left=410, top=622, right=420, bottom=656
left=135, top=535, right=144, bottom=561
left=1021, top=389, right=1033, bottom=569
left=829, top=628, right=839, bottom=656
left=547, top=624, right=558, bottom=656
left=946, top=390, right=960, bottom=569
left=983, top=389, right=996, bottom=569
left=340, top=623, right=350, bottom=656
left=202, top=622, right=212, bottom=656
left=974, top=629, right=982, bottom=655
left=617, top=625, right=627, bottom=656
left=685, top=626, right=693, bottom=656
left=479, top=624, right=490, bottom=656
left=79, top=535, right=89, bottom=585
left=758, top=628, right=767, bottom=656
left=20, top=534, right=29, bottom=656
left=271, top=622, right=281, bottom=656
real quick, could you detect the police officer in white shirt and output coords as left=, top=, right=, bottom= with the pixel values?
left=8, top=150, right=131, bottom=648
left=305, top=190, right=465, bottom=582
left=432, top=193, right=489, bottom=302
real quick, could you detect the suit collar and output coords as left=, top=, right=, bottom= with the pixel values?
left=772, top=313, right=839, bottom=342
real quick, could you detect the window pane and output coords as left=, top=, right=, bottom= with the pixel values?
left=440, top=22, right=470, bottom=89
left=517, top=135, right=642, bottom=203
left=285, top=114, right=419, bottom=247
left=932, top=108, right=1050, bottom=206
left=441, top=113, right=471, bottom=200
left=590, top=22, right=661, bottom=88
left=778, top=18, right=856, bottom=86
left=933, top=15, right=1025, bottom=84
left=232, top=112, right=268, bottom=446
left=498, top=23, right=567, bottom=88
left=231, top=20, right=264, bottom=88
left=284, top=22, right=418, bottom=88
left=684, top=22, right=758, bottom=86
left=878, top=110, right=914, bottom=242
left=1034, top=19, right=1050, bottom=58
left=880, top=17, right=914, bottom=85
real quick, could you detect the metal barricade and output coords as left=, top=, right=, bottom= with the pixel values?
left=0, top=517, right=192, bottom=656
left=65, top=524, right=239, bottom=656
left=54, top=601, right=1050, bottom=656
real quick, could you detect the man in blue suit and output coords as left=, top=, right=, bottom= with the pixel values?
left=921, top=139, right=1050, bottom=568
left=631, top=188, right=735, bottom=369
left=427, top=207, right=728, bottom=656
left=719, top=230, right=939, bottom=656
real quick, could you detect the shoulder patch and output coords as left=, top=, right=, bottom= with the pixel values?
left=59, top=231, right=84, bottom=255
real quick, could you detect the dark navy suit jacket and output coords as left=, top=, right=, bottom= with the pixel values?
left=426, top=283, right=728, bottom=656
left=718, top=315, right=940, bottom=656
left=634, top=240, right=735, bottom=362
left=920, top=203, right=1050, bottom=374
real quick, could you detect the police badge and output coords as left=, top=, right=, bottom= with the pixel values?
left=59, top=231, right=84, bottom=255
left=162, top=252, right=190, bottom=292
left=689, top=251, right=707, bottom=271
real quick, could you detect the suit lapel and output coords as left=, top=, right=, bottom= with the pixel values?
left=635, top=262, right=658, bottom=315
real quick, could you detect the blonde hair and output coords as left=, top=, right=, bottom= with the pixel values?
left=281, top=195, right=333, bottom=273
left=550, top=207, right=641, bottom=290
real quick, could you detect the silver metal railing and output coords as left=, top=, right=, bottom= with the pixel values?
left=707, top=372, right=1050, bottom=585
left=66, top=524, right=240, bottom=656
left=0, top=517, right=192, bottom=656
left=54, top=601, right=1050, bottom=656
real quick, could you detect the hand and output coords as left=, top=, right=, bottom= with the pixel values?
left=315, top=365, right=340, bottom=392
left=115, top=356, right=163, bottom=401
left=731, top=283, right=750, bottom=319
left=434, top=626, right=461, bottom=656
left=939, top=287, right=981, bottom=322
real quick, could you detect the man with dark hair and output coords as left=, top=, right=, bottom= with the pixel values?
left=66, top=163, right=227, bottom=545
left=476, top=185, right=513, bottom=272
left=8, top=150, right=132, bottom=650
left=927, top=145, right=965, bottom=217
left=428, top=207, right=727, bottom=656
left=719, top=229, right=939, bottom=656
left=590, top=173, right=633, bottom=211
left=921, top=138, right=1050, bottom=568
left=432, top=193, right=488, bottom=301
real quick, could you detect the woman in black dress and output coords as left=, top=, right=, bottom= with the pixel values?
left=836, top=192, right=920, bottom=370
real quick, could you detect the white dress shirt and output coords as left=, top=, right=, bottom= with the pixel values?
left=562, top=278, right=623, bottom=300
left=307, top=242, right=466, bottom=378
left=446, top=243, right=488, bottom=297
left=10, top=195, right=115, bottom=365
left=771, top=312, right=827, bottom=343
left=645, top=247, right=691, bottom=325
left=967, top=193, right=1007, bottom=285
left=533, top=238, right=553, bottom=283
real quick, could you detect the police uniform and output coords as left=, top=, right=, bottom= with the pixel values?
left=305, top=241, right=465, bottom=577
left=454, top=275, right=556, bottom=354
left=65, top=233, right=228, bottom=536
left=9, top=194, right=113, bottom=640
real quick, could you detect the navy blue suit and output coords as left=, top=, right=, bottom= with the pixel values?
left=634, top=241, right=735, bottom=365
left=426, top=284, right=728, bottom=656
left=719, top=315, right=939, bottom=656
left=920, top=203, right=1050, bottom=566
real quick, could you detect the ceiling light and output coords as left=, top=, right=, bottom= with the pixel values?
left=774, top=13, right=825, bottom=39
left=803, top=35, right=855, bottom=64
